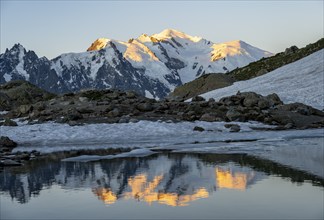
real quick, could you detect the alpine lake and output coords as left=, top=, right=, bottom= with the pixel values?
left=1, top=151, right=323, bottom=219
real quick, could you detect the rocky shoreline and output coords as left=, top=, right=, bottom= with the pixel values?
left=1, top=80, right=324, bottom=166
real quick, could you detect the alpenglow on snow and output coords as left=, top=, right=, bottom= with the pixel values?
left=0, top=29, right=272, bottom=99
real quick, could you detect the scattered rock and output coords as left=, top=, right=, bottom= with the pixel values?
left=66, top=109, right=83, bottom=121
left=258, top=98, right=271, bottom=109
left=242, top=92, right=260, bottom=107
left=226, top=108, right=242, bottom=121
left=118, top=116, right=130, bottom=123
left=18, top=104, right=33, bottom=114
left=285, top=45, right=299, bottom=55
left=0, top=136, right=17, bottom=148
left=129, top=118, right=139, bottom=123
left=126, top=91, right=137, bottom=99
left=266, top=93, right=283, bottom=106
left=136, top=103, right=153, bottom=112
left=192, top=96, right=205, bottom=102
left=78, top=97, right=89, bottom=102
left=284, top=123, right=295, bottom=129
left=1, top=118, right=18, bottom=126
left=224, top=124, right=241, bottom=132
left=200, top=113, right=217, bottom=122
left=193, top=126, right=205, bottom=132
left=107, top=108, right=120, bottom=117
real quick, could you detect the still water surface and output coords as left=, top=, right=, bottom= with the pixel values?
left=1, top=153, right=323, bottom=219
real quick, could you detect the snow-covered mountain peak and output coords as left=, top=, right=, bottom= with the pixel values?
left=3, top=43, right=27, bottom=57
left=151, top=29, right=202, bottom=42
left=137, top=34, right=152, bottom=43
left=11, top=43, right=25, bottom=51
left=210, top=40, right=272, bottom=62
left=87, top=38, right=111, bottom=51
left=124, top=39, right=159, bottom=62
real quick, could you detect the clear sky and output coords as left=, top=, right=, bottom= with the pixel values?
left=1, top=0, right=323, bottom=59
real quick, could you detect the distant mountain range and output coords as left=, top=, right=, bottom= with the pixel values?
left=0, top=29, right=271, bottom=99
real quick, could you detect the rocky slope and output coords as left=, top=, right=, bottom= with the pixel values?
left=0, top=29, right=271, bottom=99
left=171, top=38, right=324, bottom=100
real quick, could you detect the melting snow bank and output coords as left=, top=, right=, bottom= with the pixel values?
left=2, top=120, right=275, bottom=153
left=1, top=120, right=323, bottom=177
left=62, top=149, right=156, bottom=162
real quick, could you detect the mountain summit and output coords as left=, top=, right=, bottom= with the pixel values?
left=0, top=29, right=272, bottom=99
left=151, top=28, right=203, bottom=42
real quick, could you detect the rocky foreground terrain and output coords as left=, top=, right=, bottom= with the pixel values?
left=1, top=80, right=324, bottom=128
left=1, top=80, right=324, bottom=166
left=0, top=81, right=324, bottom=129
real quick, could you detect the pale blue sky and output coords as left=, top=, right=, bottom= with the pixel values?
left=1, top=0, right=323, bottom=59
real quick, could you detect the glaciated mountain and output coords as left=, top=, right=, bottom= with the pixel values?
left=0, top=29, right=272, bottom=99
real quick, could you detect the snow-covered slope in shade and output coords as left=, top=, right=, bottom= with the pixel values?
left=200, top=49, right=324, bottom=110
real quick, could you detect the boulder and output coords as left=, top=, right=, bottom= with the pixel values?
left=79, top=96, right=89, bottom=102
left=226, top=108, right=243, bottom=121
left=126, top=91, right=137, bottom=99
left=129, top=118, right=139, bottom=123
left=0, top=136, right=17, bottom=148
left=192, top=96, right=205, bottom=102
left=193, top=126, right=205, bottom=132
left=18, top=104, right=33, bottom=114
left=200, top=113, right=217, bottom=122
left=284, top=45, right=299, bottom=55
left=199, top=101, right=209, bottom=107
left=224, top=124, right=241, bottom=132
left=136, top=103, right=154, bottom=112
left=265, top=93, right=283, bottom=106
left=2, top=118, right=18, bottom=126
left=241, top=92, right=261, bottom=107
left=107, top=108, right=120, bottom=117
left=258, top=98, right=271, bottom=109
left=66, top=109, right=83, bottom=121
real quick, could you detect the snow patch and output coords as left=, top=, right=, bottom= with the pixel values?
left=200, top=49, right=324, bottom=110
left=3, top=73, right=12, bottom=82
left=15, top=45, right=29, bottom=80
left=145, top=90, right=154, bottom=99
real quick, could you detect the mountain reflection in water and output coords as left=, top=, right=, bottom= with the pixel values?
left=0, top=153, right=323, bottom=207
